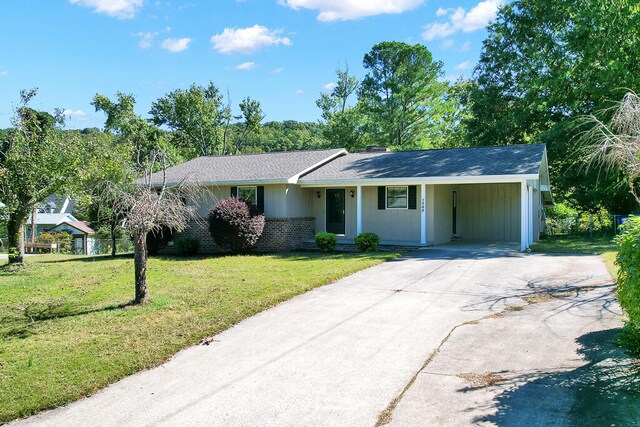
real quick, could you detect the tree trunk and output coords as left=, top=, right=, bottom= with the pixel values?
left=110, top=225, right=117, bottom=257
left=7, top=214, right=25, bottom=264
left=133, top=232, right=148, bottom=304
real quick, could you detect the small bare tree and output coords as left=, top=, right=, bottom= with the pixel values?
left=113, top=151, right=201, bottom=304
left=580, top=91, right=640, bottom=205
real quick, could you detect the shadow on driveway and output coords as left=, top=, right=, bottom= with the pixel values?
left=474, top=328, right=640, bottom=426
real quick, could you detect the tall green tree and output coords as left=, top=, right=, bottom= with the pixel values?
left=316, top=66, right=364, bottom=151
left=0, top=89, right=87, bottom=264
left=149, top=82, right=231, bottom=157
left=467, top=0, right=640, bottom=212
left=229, top=97, right=265, bottom=154
left=357, top=42, right=450, bottom=149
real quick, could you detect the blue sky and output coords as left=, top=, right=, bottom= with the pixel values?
left=0, top=0, right=503, bottom=129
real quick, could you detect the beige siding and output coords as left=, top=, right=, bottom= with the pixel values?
left=191, top=185, right=230, bottom=218
left=361, top=186, right=420, bottom=242
left=264, top=184, right=287, bottom=217
left=432, top=185, right=454, bottom=244
left=286, top=185, right=314, bottom=217
left=456, top=183, right=521, bottom=242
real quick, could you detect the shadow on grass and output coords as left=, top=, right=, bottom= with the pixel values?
left=34, top=253, right=135, bottom=264
left=473, top=328, right=640, bottom=426
left=1, top=300, right=137, bottom=339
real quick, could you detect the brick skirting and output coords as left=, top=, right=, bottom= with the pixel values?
left=164, top=217, right=316, bottom=253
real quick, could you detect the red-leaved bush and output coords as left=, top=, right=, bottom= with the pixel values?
left=208, top=197, right=265, bottom=253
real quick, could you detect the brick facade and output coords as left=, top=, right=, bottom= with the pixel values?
left=164, top=217, right=316, bottom=254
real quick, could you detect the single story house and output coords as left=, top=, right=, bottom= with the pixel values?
left=147, top=144, right=551, bottom=252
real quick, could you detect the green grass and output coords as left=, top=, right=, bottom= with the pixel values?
left=530, top=234, right=617, bottom=255
left=0, top=251, right=398, bottom=422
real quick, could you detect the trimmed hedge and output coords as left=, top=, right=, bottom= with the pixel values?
left=355, top=232, right=380, bottom=252
left=615, top=216, right=640, bottom=353
left=315, top=232, right=337, bottom=252
left=208, top=197, right=265, bottom=253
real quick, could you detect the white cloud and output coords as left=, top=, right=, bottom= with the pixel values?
left=271, top=67, right=284, bottom=74
left=63, top=109, right=88, bottom=121
left=210, top=25, right=292, bottom=55
left=422, top=0, right=502, bottom=40
left=233, top=61, right=256, bottom=71
left=135, top=31, right=157, bottom=49
left=278, top=0, right=424, bottom=21
left=454, top=60, right=472, bottom=70
left=323, top=82, right=337, bottom=91
left=0, top=71, right=8, bottom=77
left=459, top=41, right=471, bottom=51
left=161, top=37, right=192, bottom=53
left=69, top=0, right=143, bottom=19
left=440, top=39, right=454, bottom=49
left=295, top=89, right=304, bottom=95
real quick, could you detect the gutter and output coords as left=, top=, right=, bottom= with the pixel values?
left=298, top=174, right=540, bottom=187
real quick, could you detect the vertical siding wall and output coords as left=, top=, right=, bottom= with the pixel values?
left=432, top=184, right=454, bottom=244
left=361, top=187, right=421, bottom=242
left=457, top=183, right=521, bottom=242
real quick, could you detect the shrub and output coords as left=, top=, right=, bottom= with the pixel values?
left=208, top=197, right=265, bottom=253
left=615, top=216, right=640, bottom=336
left=37, top=231, right=73, bottom=254
left=175, top=237, right=200, bottom=256
left=355, top=232, right=380, bottom=252
left=315, top=232, right=337, bottom=252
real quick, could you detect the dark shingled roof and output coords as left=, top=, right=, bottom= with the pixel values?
left=299, top=144, right=546, bottom=182
left=146, top=148, right=346, bottom=185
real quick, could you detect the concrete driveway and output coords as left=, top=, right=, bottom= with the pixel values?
left=13, top=248, right=629, bottom=426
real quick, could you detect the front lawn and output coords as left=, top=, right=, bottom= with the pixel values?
left=0, top=251, right=398, bottom=422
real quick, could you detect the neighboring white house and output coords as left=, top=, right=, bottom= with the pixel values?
left=146, top=144, right=552, bottom=253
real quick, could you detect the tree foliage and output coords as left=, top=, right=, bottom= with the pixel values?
left=467, top=0, right=640, bottom=212
left=358, top=42, right=451, bottom=149
left=580, top=91, right=640, bottom=205
left=0, top=89, right=89, bottom=264
left=316, top=66, right=364, bottom=151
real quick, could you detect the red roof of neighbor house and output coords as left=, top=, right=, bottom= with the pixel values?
left=50, top=221, right=96, bottom=235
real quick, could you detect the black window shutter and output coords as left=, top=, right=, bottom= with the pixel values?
left=231, top=187, right=237, bottom=197
left=408, top=186, right=417, bottom=210
left=257, top=186, right=265, bottom=213
left=378, top=186, right=386, bottom=210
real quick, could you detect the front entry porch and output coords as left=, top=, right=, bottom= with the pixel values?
left=304, top=180, right=545, bottom=252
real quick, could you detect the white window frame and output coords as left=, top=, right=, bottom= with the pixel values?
left=237, top=186, right=257, bottom=205
left=386, top=185, right=409, bottom=209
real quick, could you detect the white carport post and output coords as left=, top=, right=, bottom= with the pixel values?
left=356, top=185, right=362, bottom=235
left=420, top=183, right=427, bottom=245
left=528, top=185, right=534, bottom=245
left=520, top=180, right=529, bottom=251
